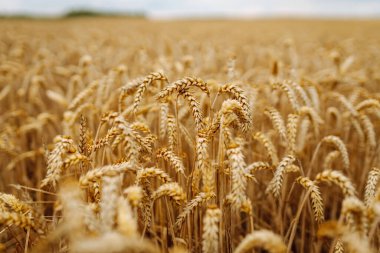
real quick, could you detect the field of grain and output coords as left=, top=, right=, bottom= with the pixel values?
left=0, top=18, right=379, bottom=253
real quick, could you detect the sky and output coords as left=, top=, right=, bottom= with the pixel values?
left=0, top=0, right=380, bottom=18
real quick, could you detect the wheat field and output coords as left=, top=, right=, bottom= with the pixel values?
left=0, top=18, right=379, bottom=253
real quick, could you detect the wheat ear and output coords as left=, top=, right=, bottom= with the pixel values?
left=202, top=205, right=221, bottom=253
left=157, top=76, right=209, bottom=100
left=296, top=176, right=325, bottom=223
left=264, top=107, right=287, bottom=139
left=133, top=72, right=168, bottom=114
left=225, top=141, right=250, bottom=212
left=315, top=170, right=356, bottom=197
left=286, top=113, right=299, bottom=156
left=219, top=83, right=252, bottom=131
left=100, top=176, right=120, bottom=232
left=135, top=167, right=172, bottom=185
left=266, top=155, right=296, bottom=198
left=253, top=131, right=279, bottom=165
left=175, top=192, right=215, bottom=232
left=341, top=196, right=368, bottom=236
left=79, top=162, right=135, bottom=186
left=157, top=148, right=186, bottom=175
left=152, top=182, right=187, bottom=206
left=355, top=98, right=380, bottom=112
left=272, top=81, right=300, bottom=112
left=364, top=167, right=380, bottom=206
left=322, top=135, right=350, bottom=171
left=234, top=229, right=287, bottom=253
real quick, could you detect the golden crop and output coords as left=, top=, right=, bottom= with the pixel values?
left=0, top=18, right=379, bottom=253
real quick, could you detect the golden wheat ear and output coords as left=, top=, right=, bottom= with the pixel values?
left=202, top=205, right=221, bottom=253
left=234, top=230, right=287, bottom=253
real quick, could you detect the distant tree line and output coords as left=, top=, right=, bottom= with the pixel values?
left=0, top=9, right=146, bottom=19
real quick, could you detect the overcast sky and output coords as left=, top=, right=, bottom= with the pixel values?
left=1, top=0, right=380, bottom=18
